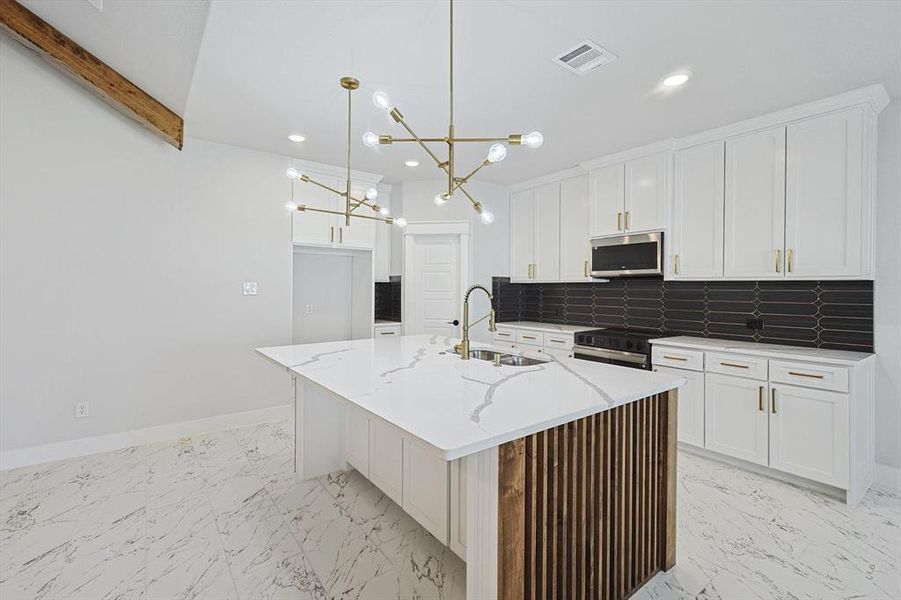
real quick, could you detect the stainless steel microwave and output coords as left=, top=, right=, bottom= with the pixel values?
left=590, top=232, right=663, bottom=278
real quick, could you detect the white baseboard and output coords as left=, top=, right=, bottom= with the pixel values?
left=0, top=404, right=292, bottom=471
left=874, top=462, right=901, bottom=492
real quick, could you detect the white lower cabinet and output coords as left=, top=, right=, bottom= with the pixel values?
left=448, top=459, right=467, bottom=559
left=368, top=418, right=404, bottom=506
left=403, top=438, right=450, bottom=544
left=492, top=324, right=580, bottom=358
left=345, top=407, right=370, bottom=477
left=655, top=366, right=704, bottom=448
left=704, top=374, right=769, bottom=466
left=769, top=384, right=849, bottom=488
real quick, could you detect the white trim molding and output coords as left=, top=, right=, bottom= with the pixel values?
left=0, top=404, right=292, bottom=471
left=403, top=220, right=471, bottom=236
left=509, top=166, right=587, bottom=193
left=579, top=138, right=677, bottom=171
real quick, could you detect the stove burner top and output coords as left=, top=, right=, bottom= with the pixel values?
left=574, top=328, right=658, bottom=354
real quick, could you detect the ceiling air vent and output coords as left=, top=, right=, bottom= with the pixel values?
left=554, top=40, right=617, bottom=76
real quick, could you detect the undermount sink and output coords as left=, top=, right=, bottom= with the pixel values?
left=468, top=349, right=505, bottom=361
left=499, top=355, right=548, bottom=367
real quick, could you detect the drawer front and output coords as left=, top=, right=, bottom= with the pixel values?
left=517, top=330, right=544, bottom=346
left=375, top=325, right=401, bottom=337
left=705, top=352, right=768, bottom=381
left=652, top=346, right=704, bottom=372
left=492, top=339, right=517, bottom=351
left=770, top=360, right=849, bottom=393
left=539, top=346, right=572, bottom=359
left=544, top=334, right=574, bottom=350
left=493, top=329, right=516, bottom=344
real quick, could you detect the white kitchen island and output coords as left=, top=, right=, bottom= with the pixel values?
left=258, top=334, right=686, bottom=600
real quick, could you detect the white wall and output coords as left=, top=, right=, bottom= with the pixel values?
left=874, top=99, right=901, bottom=471
left=0, top=38, right=294, bottom=452
left=395, top=180, right=509, bottom=341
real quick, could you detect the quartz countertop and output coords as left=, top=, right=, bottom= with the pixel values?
left=374, top=320, right=402, bottom=326
left=494, top=321, right=595, bottom=334
left=650, top=336, right=874, bottom=366
left=257, top=334, right=685, bottom=460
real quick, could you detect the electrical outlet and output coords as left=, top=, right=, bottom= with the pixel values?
left=243, top=282, right=257, bottom=296
left=75, top=401, right=90, bottom=419
left=745, top=318, right=765, bottom=330
left=305, top=304, right=313, bottom=315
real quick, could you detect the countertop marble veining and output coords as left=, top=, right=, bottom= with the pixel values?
left=257, top=334, right=685, bottom=460
left=494, top=321, right=595, bottom=334
left=650, top=335, right=874, bottom=366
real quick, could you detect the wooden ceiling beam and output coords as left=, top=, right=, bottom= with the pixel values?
left=0, top=0, right=184, bottom=149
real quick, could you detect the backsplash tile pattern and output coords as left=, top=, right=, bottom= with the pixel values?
left=375, top=276, right=402, bottom=322
left=492, top=277, right=873, bottom=352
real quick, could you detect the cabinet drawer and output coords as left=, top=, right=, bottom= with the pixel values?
left=652, top=346, right=704, bottom=372
left=516, top=330, right=544, bottom=346
left=375, top=324, right=401, bottom=337
left=539, top=346, right=572, bottom=359
left=492, top=339, right=517, bottom=351
left=770, top=360, right=849, bottom=393
left=544, top=334, right=574, bottom=350
left=493, top=329, right=516, bottom=344
left=706, top=352, right=768, bottom=381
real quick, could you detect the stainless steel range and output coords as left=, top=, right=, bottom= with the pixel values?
left=573, top=328, right=656, bottom=370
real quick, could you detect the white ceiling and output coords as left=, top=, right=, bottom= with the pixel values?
left=16, top=1, right=901, bottom=185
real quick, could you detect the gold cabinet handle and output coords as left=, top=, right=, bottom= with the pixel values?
left=330, top=226, right=335, bottom=243
left=775, top=249, right=781, bottom=273
left=617, top=212, right=623, bottom=231
left=758, top=386, right=764, bottom=412
left=549, top=338, right=566, bottom=344
left=533, top=263, right=537, bottom=279
left=522, top=335, right=537, bottom=340
left=673, top=254, right=680, bottom=275
left=720, top=361, right=749, bottom=369
left=583, top=260, right=589, bottom=278
left=788, top=371, right=824, bottom=379
left=527, top=263, right=533, bottom=279
left=663, top=355, right=688, bottom=361
left=624, top=211, right=630, bottom=230
left=339, top=227, right=343, bottom=243
left=771, top=388, right=777, bottom=414
left=787, top=249, right=793, bottom=273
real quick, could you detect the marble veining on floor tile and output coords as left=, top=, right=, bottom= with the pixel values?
left=2, top=416, right=899, bottom=600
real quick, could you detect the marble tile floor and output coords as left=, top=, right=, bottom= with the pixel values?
left=0, top=417, right=897, bottom=600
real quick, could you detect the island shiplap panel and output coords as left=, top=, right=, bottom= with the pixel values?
left=498, top=391, right=677, bottom=600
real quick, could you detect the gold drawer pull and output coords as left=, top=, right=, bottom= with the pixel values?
left=583, top=260, right=589, bottom=278
left=624, top=211, right=631, bottom=230
left=522, top=335, right=537, bottom=340
left=772, top=388, right=777, bottom=414
left=617, top=212, right=623, bottom=231
left=758, top=386, right=764, bottom=412
left=673, top=254, right=680, bottom=275
left=663, top=355, right=688, bottom=361
left=330, top=226, right=335, bottom=243
left=380, top=331, right=396, bottom=335
left=788, top=371, right=824, bottom=379
left=787, top=249, right=794, bottom=273
left=775, top=249, right=781, bottom=273
left=549, top=339, right=566, bottom=344
left=720, top=361, right=749, bottom=369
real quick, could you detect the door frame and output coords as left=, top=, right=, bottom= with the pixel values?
left=402, top=221, right=472, bottom=335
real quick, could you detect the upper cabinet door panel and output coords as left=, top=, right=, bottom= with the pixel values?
left=339, top=184, right=375, bottom=249
left=559, top=174, right=591, bottom=280
left=510, top=189, right=535, bottom=281
left=292, top=176, right=338, bottom=245
left=534, top=182, right=561, bottom=281
left=624, top=152, right=667, bottom=232
left=672, top=141, right=725, bottom=278
left=785, top=109, right=863, bottom=278
left=589, top=164, right=624, bottom=238
left=724, top=127, right=786, bottom=278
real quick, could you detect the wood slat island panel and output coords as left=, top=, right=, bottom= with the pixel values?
left=498, top=390, right=677, bottom=600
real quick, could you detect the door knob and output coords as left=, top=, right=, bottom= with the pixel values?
left=447, top=319, right=460, bottom=326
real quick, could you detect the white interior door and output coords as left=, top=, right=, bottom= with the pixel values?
left=409, top=234, right=461, bottom=335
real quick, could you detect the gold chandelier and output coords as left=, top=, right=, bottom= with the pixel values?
left=362, top=0, right=543, bottom=224
left=285, top=77, right=407, bottom=229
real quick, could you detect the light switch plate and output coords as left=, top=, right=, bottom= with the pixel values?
left=243, top=282, right=257, bottom=296
left=75, top=402, right=90, bottom=419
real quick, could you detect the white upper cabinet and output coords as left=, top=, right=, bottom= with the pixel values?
left=624, top=152, right=667, bottom=233
left=671, top=141, right=725, bottom=279
left=292, top=175, right=339, bottom=246
left=559, top=175, right=591, bottom=280
left=510, top=189, right=535, bottom=281
left=724, top=126, right=786, bottom=278
left=589, top=164, right=624, bottom=237
left=785, top=108, right=865, bottom=278
left=534, top=182, right=561, bottom=282
left=338, top=183, right=375, bottom=249
left=374, top=186, right=391, bottom=282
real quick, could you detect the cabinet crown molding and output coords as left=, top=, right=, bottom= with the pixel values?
left=579, top=139, right=676, bottom=171
left=509, top=166, right=587, bottom=193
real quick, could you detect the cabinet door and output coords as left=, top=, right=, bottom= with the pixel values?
left=510, top=189, right=535, bottom=281
left=345, top=407, right=370, bottom=477
left=403, top=438, right=450, bottom=544
left=589, top=164, right=624, bottom=237
left=672, top=141, right=724, bottom=278
left=654, top=366, right=705, bottom=448
left=704, top=373, right=768, bottom=466
left=624, top=153, right=667, bottom=233
left=449, top=459, right=466, bottom=559
left=724, top=127, right=786, bottom=278
left=769, top=384, right=849, bottom=487
left=559, top=175, right=591, bottom=280
left=292, top=176, right=338, bottom=245
left=534, top=182, right=560, bottom=281
left=785, top=109, right=863, bottom=278
left=368, top=418, right=404, bottom=506
left=339, top=183, right=376, bottom=249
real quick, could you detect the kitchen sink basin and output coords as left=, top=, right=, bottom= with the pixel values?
left=499, top=355, right=548, bottom=367
left=468, top=349, right=505, bottom=361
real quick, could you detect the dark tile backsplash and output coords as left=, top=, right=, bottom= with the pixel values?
left=492, top=277, right=873, bottom=352
left=375, top=276, right=402, bottom=322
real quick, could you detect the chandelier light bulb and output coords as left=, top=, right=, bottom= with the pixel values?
left=362, top=131, right=379, bottom=147
left=285, top=200, right=297, bottom=211
left=486, top=143, right=507, bottom=163
left=394, top=217, right=408, bottom=228
left=372, top=90, right=393, bottom=112
left=480, top=210, right=495, bottom=224
left=365, top=187, right=379, bottom=201
left=286, top=167, right=300, bottom=179
left=379, top=206, right=390, bottom=216
left=434, top=193, right=448, bottom=207
left=522, top=131, right=544, bottom=149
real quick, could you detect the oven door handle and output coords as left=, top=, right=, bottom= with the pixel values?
left=573, top=346, right=648, bottom=365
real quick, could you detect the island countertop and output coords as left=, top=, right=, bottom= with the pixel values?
left=257, top=334, right=686, bottom=460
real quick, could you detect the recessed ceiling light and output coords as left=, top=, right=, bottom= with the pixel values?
left=662, top=72, right=690, bottom=87
left=288, top=134, right=306, bottom=142
left=405, top=160, right=419, bottom=167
